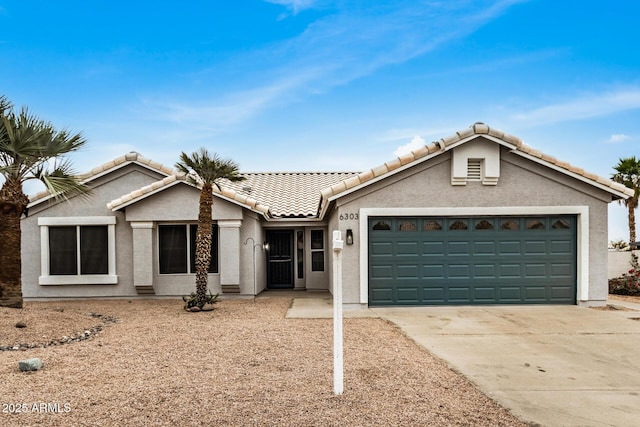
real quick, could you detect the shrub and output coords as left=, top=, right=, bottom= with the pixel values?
left=182, top=291, right=219, bottom=310
left=609, top=253, right=640, bottom=295
left=610, top=239, right=630, bottom=251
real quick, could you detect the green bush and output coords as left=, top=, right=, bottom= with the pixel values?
left=609, top=253, right=640, bottom=295
left=182, top=291, right=219, bottom=310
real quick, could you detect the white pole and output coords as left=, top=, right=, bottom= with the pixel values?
left=332, top=230, right=344, bottom=395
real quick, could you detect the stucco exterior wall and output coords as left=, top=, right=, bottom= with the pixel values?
left=608, top=250, right=640, bottom=279
left=331, top=143, right=612, bottom=305
left=21, top=165, right=166, bottom=299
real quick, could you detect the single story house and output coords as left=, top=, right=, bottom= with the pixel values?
left=22, top=123, right=633, bottom=307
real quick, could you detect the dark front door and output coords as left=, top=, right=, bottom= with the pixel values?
left=266, top=230, right=294, bottom=289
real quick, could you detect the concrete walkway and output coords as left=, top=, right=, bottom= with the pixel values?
left=287, top=298, right=640, bottom=427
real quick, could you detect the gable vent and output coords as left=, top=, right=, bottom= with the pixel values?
left=467, top=159, right=482, bottom=181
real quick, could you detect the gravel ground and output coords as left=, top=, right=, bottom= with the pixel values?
left=1, top=298, right=525, bottom=426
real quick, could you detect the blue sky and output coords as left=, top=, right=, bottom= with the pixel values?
left=1, top=0, right=639, bottom=240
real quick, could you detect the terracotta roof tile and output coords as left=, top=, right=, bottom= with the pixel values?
left=222, top=171, right=358, bottom=218
left=318, top=122, right=635, bottom=208
left=31, top=152, right=174, bottom=204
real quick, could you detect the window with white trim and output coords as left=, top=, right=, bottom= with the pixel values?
left=158, top=224, right=219, bottom=274
left=38, top=217, right=118, bottom=285
left=310, top=229, right=324, bottom=272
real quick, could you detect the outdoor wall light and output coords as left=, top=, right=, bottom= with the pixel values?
left=263, top=242, right=270, bottom=251
left=346, top=229, right=354, bottom=245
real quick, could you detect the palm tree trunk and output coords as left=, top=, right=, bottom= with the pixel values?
left=195, top=183, right=214, bottom=307
left=0, top=180, right=28, bottom=308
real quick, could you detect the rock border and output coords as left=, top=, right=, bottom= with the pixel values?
left=0, top=312, right=118, bottom=352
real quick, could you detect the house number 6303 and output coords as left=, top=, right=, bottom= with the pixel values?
left=339, top=213, right=359, bottom=221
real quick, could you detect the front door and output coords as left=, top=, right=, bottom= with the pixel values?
left=266, top=230, right=294, bottom=289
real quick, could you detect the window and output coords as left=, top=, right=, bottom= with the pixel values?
left=158, top=224, right=218, bottom=274
left=38, top=216, right=117, bottom=285
left=310, top=230, right=324, bottom=272
left=49, top=226, right=109, bottom=275
left=297, top=231, right=304, bottom=279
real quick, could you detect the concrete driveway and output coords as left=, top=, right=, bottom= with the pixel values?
left=370, top=303, right=640, bottom=427
left=286, top=296, right=640, bottom=426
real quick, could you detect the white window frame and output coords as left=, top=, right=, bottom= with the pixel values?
left=38, top=216, right=118, bottom=285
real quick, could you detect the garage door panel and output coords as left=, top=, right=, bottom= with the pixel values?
left=448, top=241, right=470, bottom=255
left=474, top=264, right=496, bottom=277
left=525, top=263, right=547, bottom=277
left=525, top=241, right=546, bottom=255
left=550, top=240, right=572, bottom=255
left=422, top=287, right=445, bottom=302
left=551, top=263, right=573, bottom=277
left=423, top=241, right=445, bottom=256
left=499, top=241, right=521, bottom=255
left=371, top=265, right=393, bottom=279
left=423, top=264, right=444, bottom=278
left=397, top=264, right=419, bottom=278
left=499, top=287, right=522, bottom=301
left=370, top=288, right=394, bottom=304
left=397, top=242, right=419, bottom=254
left=397, top=287, right=419, bottom=303
left=524, top=286, right=547, bottom=300
left=369, top=216, right=576, bottom=306
left=474, top=287, right=496, bottom=301
left=474, top=241, right=496, bottom=255
left=448, top=287, right=471, bottom=301
left=499, top=263, right=521, bottom=277
left=448, top=264, right=470, bottom=278
left=371, top=242, right=393, bottom=255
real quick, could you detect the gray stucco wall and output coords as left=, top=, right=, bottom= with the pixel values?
left=330, top=143, right=613, bottom=306
left=22, top=165, right=166, bottom=299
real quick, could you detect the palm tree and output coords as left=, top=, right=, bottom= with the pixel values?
left=0, top=96, right=89, bottom=308
left=612, top=156, right=640, bottom=245
left=175, top=148, right=245, bottom=308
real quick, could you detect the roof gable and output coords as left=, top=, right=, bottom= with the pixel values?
left=28, top=152, right=173, bottom=208
left=107, top=173, right=271, bottom=217
left=318, top=123, right=633, bottom=217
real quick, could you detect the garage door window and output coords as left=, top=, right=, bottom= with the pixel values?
left=424, top=220, right=442, bottom=231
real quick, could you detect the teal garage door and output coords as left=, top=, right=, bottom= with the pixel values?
left=368, top=216, right=577, bottom=306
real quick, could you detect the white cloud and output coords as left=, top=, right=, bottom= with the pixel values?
left=264, top=0, right=318, bottom=14
left=141, top=1, right=525, bottom=134
left=394, top=135, right=426, bottom=157
left=607, top=133, right=631, bottom=143
left=511, top=87, right=640, bottom=126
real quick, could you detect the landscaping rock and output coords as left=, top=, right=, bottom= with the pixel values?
left=15, top=321, right=27, bottom=328
left=19, top=358, right=44, bottom=372
left=189, top=306, right=201, bottom=312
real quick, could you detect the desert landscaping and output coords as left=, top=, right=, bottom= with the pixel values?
left=1, top=297, right=526, bottom=426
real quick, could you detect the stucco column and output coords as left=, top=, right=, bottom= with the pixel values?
left=218, top=220, right=242, bottom=293
left=131, top=222, right=155, bottom=294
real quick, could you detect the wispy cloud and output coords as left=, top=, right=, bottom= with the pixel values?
left=607, top=133, right=631, bottom=143
left=265, top=0, right=319, bottom=15
left=511, top=87, right=640, bottom=126
left=142, top=0, right=526, bottom=133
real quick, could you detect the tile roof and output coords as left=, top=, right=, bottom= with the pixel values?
left=28, top=152, right=173, bottom=205
left=222, top=172, right=359, bottom=218
left=106, top=173, right=271, bottom=216
left=318, top=123, right=634, bottom=214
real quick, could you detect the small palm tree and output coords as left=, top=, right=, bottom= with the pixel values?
left=0, top=96, right=89, bottom=308
left=175, top=148, right=245, bottom=308
left=612, top=156, right=640, bottom=245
